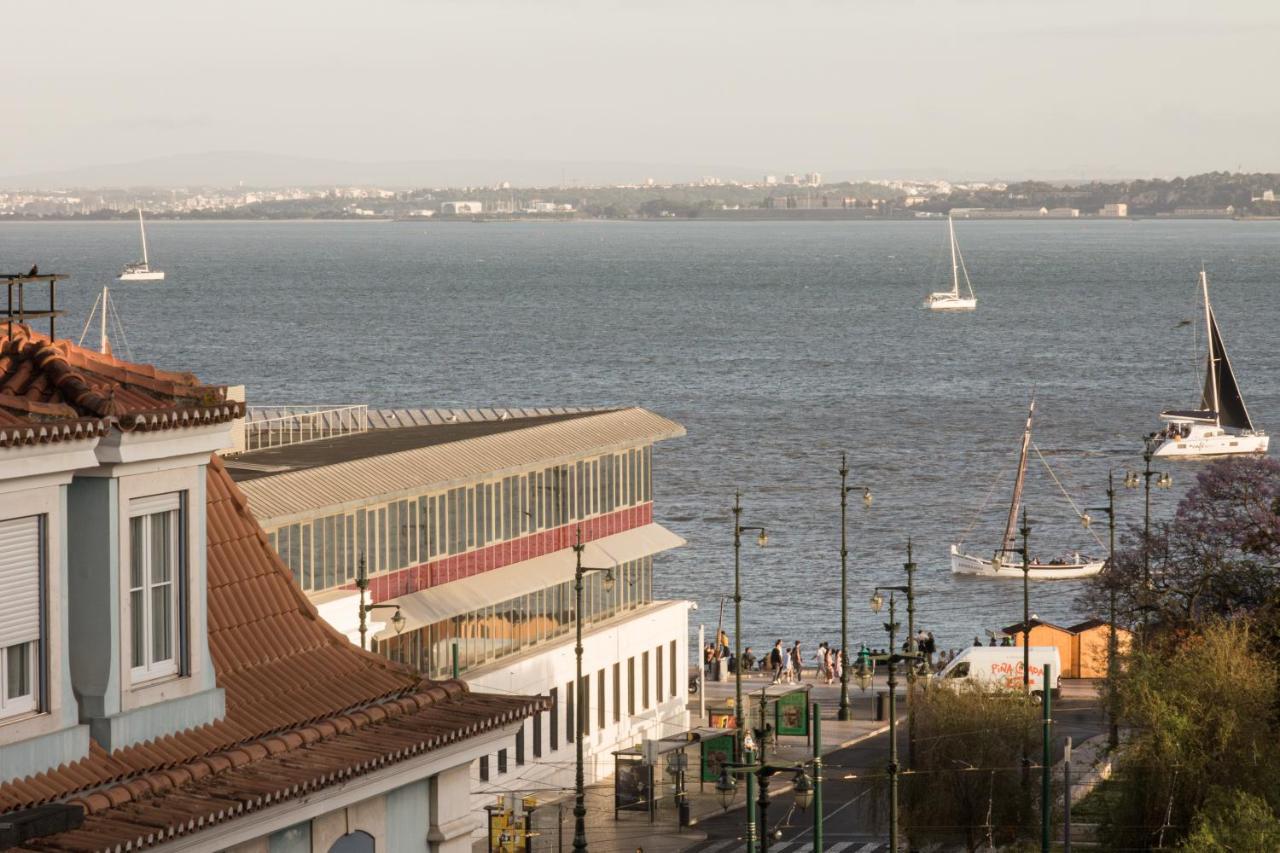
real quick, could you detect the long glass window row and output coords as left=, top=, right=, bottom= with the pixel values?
left=267, top=447, right=652, bottom=593
left=376, top=556, right=654, bottom=677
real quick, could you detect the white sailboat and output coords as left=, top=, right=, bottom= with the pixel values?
left=951, top=399, right=1105, bottom=580
left=924, top=215, right=976, bottom=311
left=1152, top=270, right=1268, bottom=458
left=118, top=209, right=165, bottom=282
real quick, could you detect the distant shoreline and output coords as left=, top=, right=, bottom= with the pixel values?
left=0, top=214, right=1272, bottom=224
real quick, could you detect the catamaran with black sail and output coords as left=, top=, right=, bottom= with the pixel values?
left=951, top=398, right=1105, bottom=580
left=1152, top=270, right=1268, bottom=458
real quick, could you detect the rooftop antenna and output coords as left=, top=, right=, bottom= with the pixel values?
left=2, top=269, right=67, bottom=340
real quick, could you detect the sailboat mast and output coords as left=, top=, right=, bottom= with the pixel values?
left=1202, top=270, right=1220, bottom=425
left=100, top=286, right=110, bottom=354
left=138, top=209, right=149, bottom=266
left=1000, top=399, right=1035, bottom=558
left=948, top=215, right=960, bottom=296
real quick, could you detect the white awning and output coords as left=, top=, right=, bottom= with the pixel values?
left=373, top=523, right=685, bottom=640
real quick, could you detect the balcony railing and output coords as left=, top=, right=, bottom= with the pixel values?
left=243, top=405, right=368, bottom=452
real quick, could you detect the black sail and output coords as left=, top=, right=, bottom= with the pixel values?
left=1202, top=305, right=1254, bottom=431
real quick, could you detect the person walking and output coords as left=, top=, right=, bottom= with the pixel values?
left=769, top=640, right=785, bottom=684
left=790, top=641, right=804, bottom=683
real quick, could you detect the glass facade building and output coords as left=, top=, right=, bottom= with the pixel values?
left=265, top=447, right=652, bottom=594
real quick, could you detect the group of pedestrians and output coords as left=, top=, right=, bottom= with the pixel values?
left=706, top=628, right=955, bottom=681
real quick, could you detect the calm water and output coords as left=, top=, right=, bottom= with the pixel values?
left=3, top=219, right=1278, bottom=654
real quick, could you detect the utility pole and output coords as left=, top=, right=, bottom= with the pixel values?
left=838, top=454, right=872, bottom=722
left=905, top=539, right=917, bottom=771
left=1041, top=664, right=1053, bottom=853
left=812, top=703, right=823, bottom=852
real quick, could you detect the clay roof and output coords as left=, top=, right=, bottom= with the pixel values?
left=0, top=457, right=542, bottom=851
left=0, top=324, right=241, bottom=433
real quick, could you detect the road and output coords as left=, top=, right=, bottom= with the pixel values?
left=682, top=685, right=1106, bottom=852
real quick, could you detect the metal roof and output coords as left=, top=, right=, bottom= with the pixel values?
left=236, top=406, right=686, bottom=525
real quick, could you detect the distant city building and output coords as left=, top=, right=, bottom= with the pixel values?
left=763, top=175, right=778, bottom=186
left=1046, top=207, right=1080, bottom=218
left=803, top=172, right=822, bottom=187
left=1099, top=202, right=1129, bottom=217
left=525, top=200, right=575, bottom=213
left=441, top=201, right=484, bottom=215
left=1252, top=190, right=1276, bottom=202
left=1168, top=205, right=1236, bottom=218
left=903, top=195, right=928, bottom=207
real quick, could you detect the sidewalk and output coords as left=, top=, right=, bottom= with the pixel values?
left=514, top=671, right=892, bottom=853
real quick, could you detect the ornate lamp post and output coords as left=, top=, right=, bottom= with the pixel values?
left=992, top=509, right=1033, bottom=695
left=715, top=724, right=817, bottom=853
left=571, top=528, right=617, bottom=853
left=838, top=453, right=873, bottom=721
left=869, top=585, right=920, bottom=853
left=1126, top=435, right=1172, bottom=630
left=1082, top=470, right=1120, bottom=748
left=355, top=555, right=405, bottom=651
left=732, top=492, right=768, bottom=739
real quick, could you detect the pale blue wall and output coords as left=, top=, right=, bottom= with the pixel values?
left=386, top=779, right=431, bottom=851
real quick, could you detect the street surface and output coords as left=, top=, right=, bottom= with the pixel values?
left=683, top=682, right=1105, bottom=852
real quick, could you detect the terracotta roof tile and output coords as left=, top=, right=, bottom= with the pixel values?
left=0, top=456, right=543, bottom=850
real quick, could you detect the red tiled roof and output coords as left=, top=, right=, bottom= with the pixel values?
left=0, top=457, right=542, bottom=851
left=0, top=324, right=241, bottom=431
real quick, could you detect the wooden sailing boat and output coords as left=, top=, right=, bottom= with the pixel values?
left=1152, top=270, right=1268, bottom=457
left=924, top=215, right=976, bottom=311
left=951, top=399, right=1105, bottom=580
left=118, top=209, right=165, bottom=282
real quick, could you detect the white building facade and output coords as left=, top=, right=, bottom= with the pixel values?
left=227, top=407, right=693, bottom=812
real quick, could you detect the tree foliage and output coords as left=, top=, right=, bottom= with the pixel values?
left=1098, top=621, right=1280, bottom=851
left=1180, top=788, right=1280, bottom=852
left=1079, top=457, right=1280, bottom=633
left=903, top=686, right=1045, bottom=852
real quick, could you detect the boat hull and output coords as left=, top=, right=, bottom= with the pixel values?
left=950, top=544, right=1104, bottom=580
left=925, top=294, right=976, bottom=311
left=117, top=271, right=165, bottom=282
left=1152, top=427, right=1269, bottom=458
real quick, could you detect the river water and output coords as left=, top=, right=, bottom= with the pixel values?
left=3, top=218, right=1277, bottom=654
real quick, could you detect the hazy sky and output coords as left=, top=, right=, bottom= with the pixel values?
left=5, top=1, right=1279, bottom=181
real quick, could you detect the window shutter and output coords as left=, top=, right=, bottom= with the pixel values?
left=131, top=492, right=181, bottom=516
left=0, top=517, right=41, bottom=648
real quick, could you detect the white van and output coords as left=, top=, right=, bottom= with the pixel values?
left=937, top=646, right=1062, bottom=701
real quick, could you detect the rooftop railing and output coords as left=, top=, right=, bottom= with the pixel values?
left=242, top=404, right=368, bottom=452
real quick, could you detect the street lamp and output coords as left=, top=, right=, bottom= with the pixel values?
left=838, top=453, right=873, bottom=721
left=869, top=584, right=921, bottom=853
left=1084, top=470, right=1121, bottom=749
left=571, top=527, right=617, bottom=853
left=715, top=735, right=820, bottom=853
left=732, top=491, right=768, bottom=741
left=993, top=508, right=1034, bottom=696
left=355, top=555, right=405, bottom=651
left=1127, top=435, right=1172, bottom=630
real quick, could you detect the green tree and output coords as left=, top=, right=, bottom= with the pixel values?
left=1181, top=788, right=1280, bottom=852
left=903, top=686, right=1045, bottom=852
left=1099, top=621, right=1280, bottom=851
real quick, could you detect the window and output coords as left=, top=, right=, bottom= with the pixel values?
left=479, top=755, right=490, bottom=782
left=598, top=668, right=606, bottom=730
left=549, top=687, right=559, bottom=751
left=566, top=680, right=575, bottom=742
left=642, top=652, right=650, bottom=709
left=268, top=822, right=312, bottom=853
left=581, top=673, right=590, bottom=736
left=612, top=662, right=621, bottom=723
left=533, top=710, right=543, bottom=757
left=627, top=657, right=636, bottom=715
left=129, top=494, right=182, bottom=682
left=0, top=516, right=42, bottom=720
left=497, top=748, right=508, bottom=775
left=670, top=640, right=677, bottom=698
left=516, top=724, right=526, bottom=765
left=656, top=645, right=664, bottom=703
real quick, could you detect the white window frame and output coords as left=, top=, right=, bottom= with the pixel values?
left=129, top=493, right=183, bottom=684
left=0, top=515, right=43, bottom=721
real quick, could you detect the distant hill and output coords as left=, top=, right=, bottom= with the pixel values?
left=0, top=151, right=759, bottom=190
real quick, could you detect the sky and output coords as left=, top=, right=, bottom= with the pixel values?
left=4, top=0, right=1279, bottom=183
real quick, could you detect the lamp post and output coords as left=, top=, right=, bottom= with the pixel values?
left=732, top=492, right=769, bottom=740
left=904, top=539, right=918, bottom=771
left=838, top=453, right=873, bottom=722
left=355, top=555, right=406, bottom=651
left=1082, top=471, right=1120, bottom=749
left=870, top=585, right=919, bottom=853
left=1126, top=435, right=1172, bottom=631
left=715, top=727, right=817, bottom=853
left=571, top=528, right=617, bottom=853
left=993, top=509, right=1033, bottom=695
